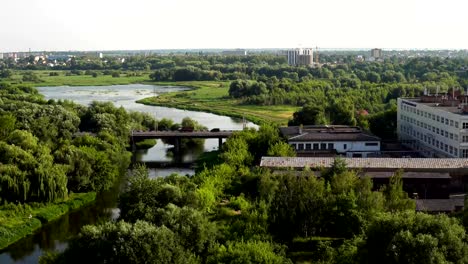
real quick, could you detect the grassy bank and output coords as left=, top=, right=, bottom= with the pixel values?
left=137, top=81, right=298, bottom=125
left=8, top=70, right=151, bottom=87
left=0, top=192, right=96, bottom=250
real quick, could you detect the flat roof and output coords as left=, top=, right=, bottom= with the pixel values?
left=402, top=98, right=468, bottom=116
left=260, top=157, right=468, bottom=170
left=279, top=125, right=380, bottom=142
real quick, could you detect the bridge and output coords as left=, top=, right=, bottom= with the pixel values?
left=130, top=130, right=239, bottom=151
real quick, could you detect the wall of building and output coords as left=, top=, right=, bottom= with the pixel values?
left=397, top=98, right=468, bottom=158
left=289, top=140, right=380, bottom=157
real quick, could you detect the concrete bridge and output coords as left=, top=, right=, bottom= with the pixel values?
left=130, top=130, right=239, bottom=152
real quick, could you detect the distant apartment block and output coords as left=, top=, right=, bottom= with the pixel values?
left=370, top=48, right=383, bottom=58
left=221, top=49, right=247, bottom=56
left=397, top=90, right=468, bottom=158
left=286, top=48, right=314, bottom=66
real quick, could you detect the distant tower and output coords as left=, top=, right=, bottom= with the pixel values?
left=286, top=48, right=314, bottom=67
left=370, top=48, right=383, bottom=59
left=315, top=46, right=319, bottom=64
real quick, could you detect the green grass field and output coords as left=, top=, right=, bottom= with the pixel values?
left=138, top=81, right=298, bottom=125
left=9, top=70, right=151, bottom=87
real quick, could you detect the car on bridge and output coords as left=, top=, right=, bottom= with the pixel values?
left=210, top=128, right=220, bottom=132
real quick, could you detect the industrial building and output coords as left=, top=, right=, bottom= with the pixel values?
left=280, top=125, right=381, bottom=157
left=397, top=90, right=468, bottom=158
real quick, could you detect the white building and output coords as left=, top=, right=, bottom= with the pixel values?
left=280, top=125, right=381, bottom=157
left=286, top=48, right=314, bottom=66
left=397, top=93, right=468, bottom=158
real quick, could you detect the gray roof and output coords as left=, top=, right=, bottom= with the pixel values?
left=416, top=198, right=465, bottom=212
left=260, top=157, right=468, bottom=170
left=280, top=125, right=380, bottom=142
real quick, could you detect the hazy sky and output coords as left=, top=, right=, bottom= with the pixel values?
left=1, top=0, right=467, bottom=52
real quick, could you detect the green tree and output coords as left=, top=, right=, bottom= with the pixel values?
left=40, top=221, right=198, bottom=264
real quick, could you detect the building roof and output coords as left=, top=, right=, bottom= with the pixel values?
left=401, top=97, right=468, bottom=116
left=279, top=125, right=380, bottom=142
left=260, top=157, right=468, bottom=170
left=416, top=198, right=464, bottom=212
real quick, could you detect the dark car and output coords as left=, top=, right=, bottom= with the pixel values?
left=210, top=128, right=220, bottom=132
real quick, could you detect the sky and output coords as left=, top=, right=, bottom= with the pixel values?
left=0, top=0, right=467, bottom=52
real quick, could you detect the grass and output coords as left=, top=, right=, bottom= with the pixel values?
left=0, top=192, right=96, bottom=250
left=8, top=70, right=151, bottom=87
left=137, top=81, right=298, bottom=125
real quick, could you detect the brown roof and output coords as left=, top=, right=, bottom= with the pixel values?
left=260, top=157, right=468, bottom=170
left=280, top=125, right=380, bottom=142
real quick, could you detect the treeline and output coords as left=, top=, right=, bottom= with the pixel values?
left=0, top=82, right=159, bottom=204
left=41, top=125, right=468, bottom=263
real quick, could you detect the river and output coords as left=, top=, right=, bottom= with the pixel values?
left=0, top=84, right=257, bottom=264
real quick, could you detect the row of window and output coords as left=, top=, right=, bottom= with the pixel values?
left=400, top=128, right=460, bottom=157
left=401, top=115, right=459, bottom=142
left=291, top=142, right=336, bottom=151
left=290, top=142, right=379, bottom=151
left=400, top=104, right=465, bottom=128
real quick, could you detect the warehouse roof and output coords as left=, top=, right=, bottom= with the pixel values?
left=260, top=157, right=468, bottom=170
left=280, top=125, right=380, bottom=142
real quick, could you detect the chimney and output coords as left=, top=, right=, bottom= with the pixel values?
left=299, top=124, right=303, bottom=134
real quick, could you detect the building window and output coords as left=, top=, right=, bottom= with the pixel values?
left=463, top=123, right=468, bottom=129
left=298, top=144, right=304, bottom=150
left=463, top=136, right=468, bottom=143
left=456, top=122, right=459, bottom=128
left=344, top=143, right=347, bottom=150
left=455, top=135, right=459, bottom=141
left=328, top=143, right=334, bottom=150
left=446, top=119, right=449, bottom=125
left=445, top=131, right=448, bottom=138
left=450, top=120, right=454, bottom=126
left=320, top=143, right=326, bottom=150
left=437, top=116, right=440, bottom=122
left=455, top=148, right=458, bottom=156
left=450, top=133, right=453, bottom=140
left=313, top=143, right=319, bottom=150
left=462, top=149, right=468, bottom=158
left=305, top=143, right=311, bottom=150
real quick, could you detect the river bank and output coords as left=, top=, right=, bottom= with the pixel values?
left=136, top=81, right=297, bottom=125
left=0, top=193, right=96, bottom=251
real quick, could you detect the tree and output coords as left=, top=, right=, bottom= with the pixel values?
left=207, top=241, right=292, bottom=264
left=0, top=114, right=16, bottom=139
left=40, top=221, right=198, bottom=264
left=356, top=212, right=468, bottom=264
left=289, top=104, right=327, bottom=126
left=381, top=170, right=415, bottom=212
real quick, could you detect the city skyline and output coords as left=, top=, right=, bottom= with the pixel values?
left=0, top=0, right=467, bottom=52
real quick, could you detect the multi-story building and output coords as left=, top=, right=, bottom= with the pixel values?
left=280, top=125, right=381, bottom=157
left=397, top=91, right=468, bottom=158
left=286, top=48, right=314, bottom=66
left=221, top=49, right=247, bottom=56
left=370, top=48, right=383, bottom=59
